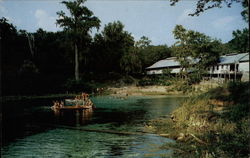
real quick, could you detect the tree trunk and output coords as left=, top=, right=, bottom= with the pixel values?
left=75, top=43, right=80, bottom=81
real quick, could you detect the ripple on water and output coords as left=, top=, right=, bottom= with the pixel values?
left=2, top=128, right=174, bottom=157
left=2, top=96, right=184, bottom=157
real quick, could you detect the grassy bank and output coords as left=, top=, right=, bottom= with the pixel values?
left=146, top=81, right=250, bottom=157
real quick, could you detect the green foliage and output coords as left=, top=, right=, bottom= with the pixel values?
left=56, top=0, right=100, bottom=80
left=64, top=79, right=98, bottom=93
left=172, top=25, right=221, bottom=82
left=156, top=81, right=250, bottom=157
left=90, top=21, right=134, bottom=73
left=119, top=75, right=136, bottom=85
left=137, top=76, right=172, bottom=86
left=175, top=82, right=193, bottom=93
left=228, top=28, right=249, bottom=53
left=187, top=71, right=202, bottom=85
left=241, top=0, right=249, bottom=22
left=120, top=47, right=142, bottom=74
left=137, top=77, right=155, bottom=86
left=140, top=45, right=172, bottom=69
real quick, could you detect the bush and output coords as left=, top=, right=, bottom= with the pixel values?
left=64, top=79, right=98, bottom=93
left=227, top=81, right=250, bottom=104
left=121, top=75, right=136, bottom=84
left=175, top=82, right=193, bottom=93
left=137, top=78, right=155, bottom=86
left=187, top=72, right=202, bottom=85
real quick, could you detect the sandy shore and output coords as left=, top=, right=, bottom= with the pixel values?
left=106, top=81, right=219, bottom=97
left=107, top=85, right=180, bottom=97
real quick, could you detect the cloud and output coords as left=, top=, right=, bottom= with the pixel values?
left=212, top=16, right=236, bottom=29
left=35, top=9, right=58, bottom=32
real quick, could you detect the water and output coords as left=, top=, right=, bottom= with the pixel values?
left=1, top=96, right=185, bottom=157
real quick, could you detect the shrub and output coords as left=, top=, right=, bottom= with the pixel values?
left=121, top=75, right=136, bottom=84
left=187, top=72, right=202, bottom=85
left=64, top=79, right=98, bottom=93
left=137, top=78, right=154, bottom=86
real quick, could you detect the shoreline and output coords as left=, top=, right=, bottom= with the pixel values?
left=1, top=85, right=185, bottom=102
left=1, top=81, right=217, bottom=102
left=145, top=81, right=250, bottom=157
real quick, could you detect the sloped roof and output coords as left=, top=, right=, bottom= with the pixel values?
left=239, top=53, right=249, bottom=62
left=219, top=53, right=248, bottom=64
left=146, top=57, right=198, bottom=69
left=146, top=53, right=249, bottom=70
left=146, top=57, right=180, bottom=69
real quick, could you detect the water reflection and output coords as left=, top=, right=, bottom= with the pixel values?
left=53, top=108, right=93, bottom=126
left=82, top=108, right=93, bottom=123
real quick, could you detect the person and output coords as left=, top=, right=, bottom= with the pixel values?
left=85, top=98, right=93, bottom=107
left=52, top=101, right=60, bottom=109
left=81, top=92, right=86, bottom=101
left=60, top=101, right=64, bottom=108
left=81, top=92, right=89, bottom=101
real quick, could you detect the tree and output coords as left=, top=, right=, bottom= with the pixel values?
left=91, top=21, right=134, bottom=73
left=135, top=36, right=151, bottom=49
left=170, top=0, right=249, bottom=22
left=135, top=36, right=171, bottom=69
left=120, top=47, right=142, bottom=74
left=228, top=28, right=249, bottom=53
left=56, top=0, right=100, bottom=80
left=172, top=25, right=220, bottom=81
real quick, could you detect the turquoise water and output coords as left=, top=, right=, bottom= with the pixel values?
left=2, top=96, right=185, bottom=157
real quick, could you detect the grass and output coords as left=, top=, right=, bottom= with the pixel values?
left=146, top=81, right=250, bottom=158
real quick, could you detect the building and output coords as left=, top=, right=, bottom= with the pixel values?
left=239, top=53, right=249, bottom=81
left=146, top=53, right=249, bottom=81
left=146, top=57, right=181, bottom=75
left=208, top=53, right=249, bottom=81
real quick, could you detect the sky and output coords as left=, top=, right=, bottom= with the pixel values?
left=0, top=0, right=248, bottom=46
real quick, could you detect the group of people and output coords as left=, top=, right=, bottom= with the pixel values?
left=75, top=92, right=89, bottom=101
left=74, top=92, right=94, bottom=107
left=52, top=100, right=64, bottom=109
left=52, top=92, right=94, bottom=110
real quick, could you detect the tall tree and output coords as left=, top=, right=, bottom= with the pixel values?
left=91, top=21, right=134, bottom=73
left=56, top=0, right=100, bottom=80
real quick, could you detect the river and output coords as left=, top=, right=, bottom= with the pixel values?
left=1, top=96, right=185, bottom=157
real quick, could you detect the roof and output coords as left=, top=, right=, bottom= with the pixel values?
left=146, top=57, right=198, bottom=69
left=146, top=53, right=249, bottom=70
left=239, top=53, right=249, bottom=62
left=146, top=58, right=180, bottom=69
left=219, top=53, right=248, bottom=64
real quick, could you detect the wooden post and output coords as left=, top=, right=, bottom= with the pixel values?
left=234, top=62, right=236, bottom=81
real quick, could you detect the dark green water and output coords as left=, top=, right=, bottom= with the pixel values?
left=1, top=96, right=185, bottom=157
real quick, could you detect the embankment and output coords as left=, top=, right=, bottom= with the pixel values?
left=146, top=81, right=250, bottom=157
left=107, top=80, right=219, bottom=97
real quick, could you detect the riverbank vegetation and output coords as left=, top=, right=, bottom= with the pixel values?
left=146, top=81, right=250, bottom=157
